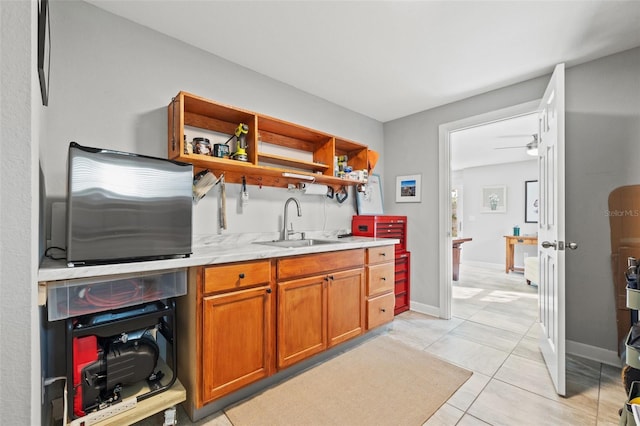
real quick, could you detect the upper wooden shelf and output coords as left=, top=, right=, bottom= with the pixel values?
left=168, top=92, right=369, bottom=189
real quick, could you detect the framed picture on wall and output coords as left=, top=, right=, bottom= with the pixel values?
left=395, top=174, right=421, bottom=203
left=481, top=185, right=506, bottom=213
left=525, top=180, right=539, bottom=223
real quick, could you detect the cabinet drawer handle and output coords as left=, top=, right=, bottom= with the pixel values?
left=239, top=273, right=245, bottom=279
left=266, top=288, right=272, bottom=294
left=381, top=277, right=386, bottom=281
left=380, top=308, right=386, bottom=312
left=380, top=252, right=386, bottom=256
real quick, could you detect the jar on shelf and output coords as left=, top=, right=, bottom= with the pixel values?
left=193, top=137, right=211, bottom=155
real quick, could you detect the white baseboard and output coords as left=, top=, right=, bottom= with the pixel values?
left=566, top=339, right=622, bottom=368
left=407, top=300, right=441, bottom=318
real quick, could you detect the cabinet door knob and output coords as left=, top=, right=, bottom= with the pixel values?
left=380, top=253, right=386, bottom=256
left=266, top=288, right=272, bottom=294
left=239, top=273, right=245, bottom=279
left=381, top=277, right=386, bottom=281
left=328, top=275, right=334, bottom=280
left=381, top=308, right=386, bottom=312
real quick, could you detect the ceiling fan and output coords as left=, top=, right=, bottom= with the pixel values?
left=494, top=134, right=539, bottom=156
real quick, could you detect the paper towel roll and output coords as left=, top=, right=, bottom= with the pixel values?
left=301, top=183, right=329, bottom=195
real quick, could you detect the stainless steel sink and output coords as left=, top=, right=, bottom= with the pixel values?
left=253, top=239, right=341, bottom=248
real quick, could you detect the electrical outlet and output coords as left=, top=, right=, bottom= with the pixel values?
left=69, top=398, right=137, bottom=426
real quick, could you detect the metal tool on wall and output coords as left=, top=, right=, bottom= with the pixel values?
left=231, top=123, right=249, bottom=162
left=241, top=176, right=249, bottom=207
left=219, top=174, right=227, bottom=230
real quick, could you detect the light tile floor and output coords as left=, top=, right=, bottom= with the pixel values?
left=138, top=263, right=626, bottom=425
left=417, top=263, right=626, bottom=426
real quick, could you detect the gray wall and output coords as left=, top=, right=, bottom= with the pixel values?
left=383, top=75, right=549, bottom=307
left=41, top=1, right=384, bottom=239
left=384, top=47, right=640, bottom=353
left=459, top=160, right=538, bottom=266
left=0, top=1, right=42, bottom=424
left=4, top=1, right=638, bottom=422
left=33, top=1, right=384, bottom=424
left=564, top=48, right=640, bottom=350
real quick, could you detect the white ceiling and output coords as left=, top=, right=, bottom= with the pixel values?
left=450, top=112, right=539, bottom=170
left=85, top=0, right=640, bottom=168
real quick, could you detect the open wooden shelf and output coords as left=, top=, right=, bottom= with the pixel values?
left=168, top=91, right=369, bottom=189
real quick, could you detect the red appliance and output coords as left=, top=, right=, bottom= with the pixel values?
left=352, top=215, right=411, bottom=314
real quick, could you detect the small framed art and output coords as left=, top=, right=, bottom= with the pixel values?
left=481, top=185, right=506, bottom=213
left=396, top=174, right=421, bottom=203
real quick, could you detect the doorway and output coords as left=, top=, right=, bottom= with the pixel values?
left=438, top=100, right=540, bottom=320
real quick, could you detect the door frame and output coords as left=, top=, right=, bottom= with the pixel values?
left=438, top=100, right=541, bottom=319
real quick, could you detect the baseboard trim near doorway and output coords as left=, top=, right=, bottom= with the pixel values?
left=567, top=339, right=622, bottom=368
left=407, top=301, right=441, bottom=318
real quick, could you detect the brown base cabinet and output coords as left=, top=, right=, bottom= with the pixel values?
left=177, top=260, right=275, bottom=411
left=201, top=286, right=273, bottom=402
left=177, top=246, right=392, bottom=419
left=365, top=246, right=396, bottom=329
left=277, top=250, right=365, bottom=369
left=277, top=274, right=327, bottom=369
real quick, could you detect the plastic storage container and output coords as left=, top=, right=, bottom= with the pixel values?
left=47, top=268, right=187, bottom=321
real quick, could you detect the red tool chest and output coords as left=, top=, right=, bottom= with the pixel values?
left=352, top=215, right=410, bottom=315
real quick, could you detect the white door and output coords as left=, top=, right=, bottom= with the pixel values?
left=538, top=63, right=575, bottom=396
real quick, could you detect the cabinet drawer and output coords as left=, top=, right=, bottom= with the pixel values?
left=395, top=269, right=409, bottom=281
left=395, top=279, right=408, bottom=294
left=395, top=257, right=409, bottom=273
left=366, top=245, right=394, bottom=265
left=367, top=262, right=395, bottom=297
left=204, top=260, right=271, bottom=294
left=367, top=292, right=395, bottom=329
left=278, top=249, right=364, bottom=280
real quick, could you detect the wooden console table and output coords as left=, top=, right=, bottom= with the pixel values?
left=453, top=238, right=473, bottom=281
left=504, top=235, right=538, bottom=273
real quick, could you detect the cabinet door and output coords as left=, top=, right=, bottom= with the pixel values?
left=327, top=268, right=365, bottom=347
left=202, top=286, right=272, bottom=403
left=277, top=275, right=327, bottom=369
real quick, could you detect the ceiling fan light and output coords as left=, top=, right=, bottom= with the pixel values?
left=526, top=135, right=538, bottom=156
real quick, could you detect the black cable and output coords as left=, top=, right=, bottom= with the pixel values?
left=44, top=246, right=66, bottom=260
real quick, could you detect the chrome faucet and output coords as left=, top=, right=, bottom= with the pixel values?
left=282, top=197, right=302, bottom=240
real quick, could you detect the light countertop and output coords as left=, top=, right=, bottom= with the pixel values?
left=38, top=231, right=399, bottom=282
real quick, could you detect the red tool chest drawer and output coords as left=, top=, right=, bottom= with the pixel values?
left=352, top=215, right=410, bottom=315
left=351, top=215, right=407, bottom=252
